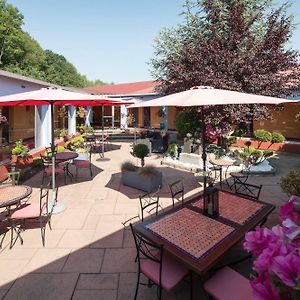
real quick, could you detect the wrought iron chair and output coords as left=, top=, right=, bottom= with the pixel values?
left=233, top=181, right=263, bottom=201
left=130, top=224, right=190, bottom=300
left=168, top=179, right=184, bottom=207
left=40, top=153, right=66, bottom=185
left=122, top=187, right=161, bottom=227
left=229, top=160, right=252, bottom=190
left=204, top=266, right=253, bottom=300
left=10, top=185, right=57, bottom=248
left=73, top=146, right=93, bottom=181
left=139, top=187, right=160, bottom=222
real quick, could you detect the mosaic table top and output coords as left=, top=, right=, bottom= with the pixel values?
left=191, top=191, right=265, bottom=225
left=0, top=185, right=32, bottom=207
left=146, top=208, right=235, bottom=259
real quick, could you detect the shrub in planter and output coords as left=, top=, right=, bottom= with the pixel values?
left=11, top=140, right=29, bottom=157
left=253, top=129, right=272, bottom=142
left=271, top=132, right=285, bottom=144
left=121, top=162, right=162, bottom=193
left=132, top=143, right=149, bottom=167
left=280, top=170, right=300, bottom=196
left=167, top=141, right=180, bottom=159
left=65, top=135, right=85, bottom=151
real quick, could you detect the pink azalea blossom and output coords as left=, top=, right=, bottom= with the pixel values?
left=282, top=219, right=300, bottom=240
left=253, top=242, right=288, bottom=273
left=251, top=275, right=281, bottom=300
left=280, top=197, right=300, bottom=223
left=244, top=227, right=278, bottom=256
left=270, top=253, right=300, bottom=287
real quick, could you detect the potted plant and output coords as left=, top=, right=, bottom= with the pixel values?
left=132, top=143, right=149, bottom=167
left=11, top=140, right=33, bottom=169
left=121, top=161, right=162, bottom=193
left=280, top=170, right=300, bottom=196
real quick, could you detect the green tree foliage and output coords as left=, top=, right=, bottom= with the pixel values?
left=0, top=0, right=105, bottom=87
left=151, top=0, right=299, bottom=123
left=175, top=110, right=201, bottom=136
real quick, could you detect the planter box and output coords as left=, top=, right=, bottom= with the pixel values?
left=121, top=169, right=162, bottom=193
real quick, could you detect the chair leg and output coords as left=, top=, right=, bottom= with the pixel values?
left=134, top=271, right=140, bottom=300
left=90, top=166, right=93, bottom=179
left=75, top=167, right=78, bottom=181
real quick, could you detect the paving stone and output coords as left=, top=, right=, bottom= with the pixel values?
left=4, top=273, right=78, bottom=300
left=72, top=289, right=117, bottom=300
left=62, top=249, right=104, bottom=273
left=76, top=273, right=118, bottom=290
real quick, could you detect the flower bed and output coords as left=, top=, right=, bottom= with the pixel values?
left=244, top=195, right=300, bottom=299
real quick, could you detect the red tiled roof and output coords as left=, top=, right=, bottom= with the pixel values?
left=85, top=81, right=160, bottom=95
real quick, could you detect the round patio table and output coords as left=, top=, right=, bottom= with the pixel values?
left=0, top=185, right=32, bottom=209
left=55, top=151, right=78, bottom=179
left=55, top=151, right=78, bottom=162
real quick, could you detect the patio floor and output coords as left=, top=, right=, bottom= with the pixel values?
left=0, top=141, right=298, bottom=300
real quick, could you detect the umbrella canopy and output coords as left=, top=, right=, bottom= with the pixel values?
left=129, top=86, right=292, bottom=108
left=0, top=87, right=132, bottom=213
left=128, top=86, right=293, bottom=187
left=0, top=87, right=129, bottom=106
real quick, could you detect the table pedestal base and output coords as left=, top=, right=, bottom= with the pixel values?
left=49, top=202, right=66, bottom=214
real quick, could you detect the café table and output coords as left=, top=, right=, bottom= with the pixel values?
left=55, top=151, right=78, bottom=180
left=134, top=190, right=274, bottom=276
left=0, top=185, right=32, bottom=209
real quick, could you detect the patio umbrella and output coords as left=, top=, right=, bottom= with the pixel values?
left=129, top=86, right=293, bottom=187
left=0, top=87, right=131, bottom=212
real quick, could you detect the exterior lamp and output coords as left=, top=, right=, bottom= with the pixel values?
left=203, top=183, right=219, bottom=219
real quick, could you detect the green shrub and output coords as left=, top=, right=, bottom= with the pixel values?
left=175, top=110, right=200, bottom=137
left=228, top=136, right=237, bottom=146
left=11, top=140, right=29, bottom=157
left=132, top=144, right=149, bottom=167
left=65, top=135, right=85, bottom=151
left=167, top=142, right=180, bottom=158
left=271, top=132, right=285, bottom=144
left=253, top=129, right=272, bottom=142
left=32, top=157, right=43, bottom=168
left=121, top=161, right=137, bottom=172
left=239, top=146, right=273, bottom=166
left=280, top=170, right=300, bottom=196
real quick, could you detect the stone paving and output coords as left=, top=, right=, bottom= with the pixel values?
left=0, top=141, right=299, bottom=300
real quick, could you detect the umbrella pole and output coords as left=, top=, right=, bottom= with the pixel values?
left=201, top=107, right=207, bottom=188
left=50, top=103, right=65, bottom=214
left=102, top=106, right=104, bottom=158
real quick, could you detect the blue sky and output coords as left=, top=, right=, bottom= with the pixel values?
left=7, top=0, right=300, bottom=84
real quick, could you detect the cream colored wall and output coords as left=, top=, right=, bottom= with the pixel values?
left=138, top=108, right=144, bottom=127
left=9, top=106, right=35, bottom=141
left=253, top=103, right=300, bottom=139
left=168, top=107, right=178, bottom=130
left=150, top=107, right=162, bottom=128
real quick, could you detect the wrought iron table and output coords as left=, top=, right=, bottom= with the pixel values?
left=0, top=185, right=32, bottom=209
left=134, top=190, right=274, bottom=275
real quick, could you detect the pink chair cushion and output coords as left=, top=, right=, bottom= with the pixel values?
left=141, top=253, right=188, bottom=291
left=204, top=267, right=253, bottom=300
left=45, top=167, right=64, bottom=175
left=11, top=203, right=40, bottom=219
left=73, top=160, right=90, bottom=167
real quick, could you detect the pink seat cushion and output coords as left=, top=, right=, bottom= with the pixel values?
left=11, top=203, right=40, bottom=219
left=45, top=167, right=64, bottom=175
left=73, top=160, right=90, bottom=167
left=141, top=253, right=188, bottom=291
left=204, top=267, right=253, bottom=300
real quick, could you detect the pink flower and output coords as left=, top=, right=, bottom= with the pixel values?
left=253, top=242, right=288, bottom=273
left=270, top=253, right=300, bottom=287
left=251, top=274, right=281, bottom=300
left=280, top=197, right=300, bottom=223
left=244, top=227, right=277, bottom=256
left=282, top=219, right=300, bottom=240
